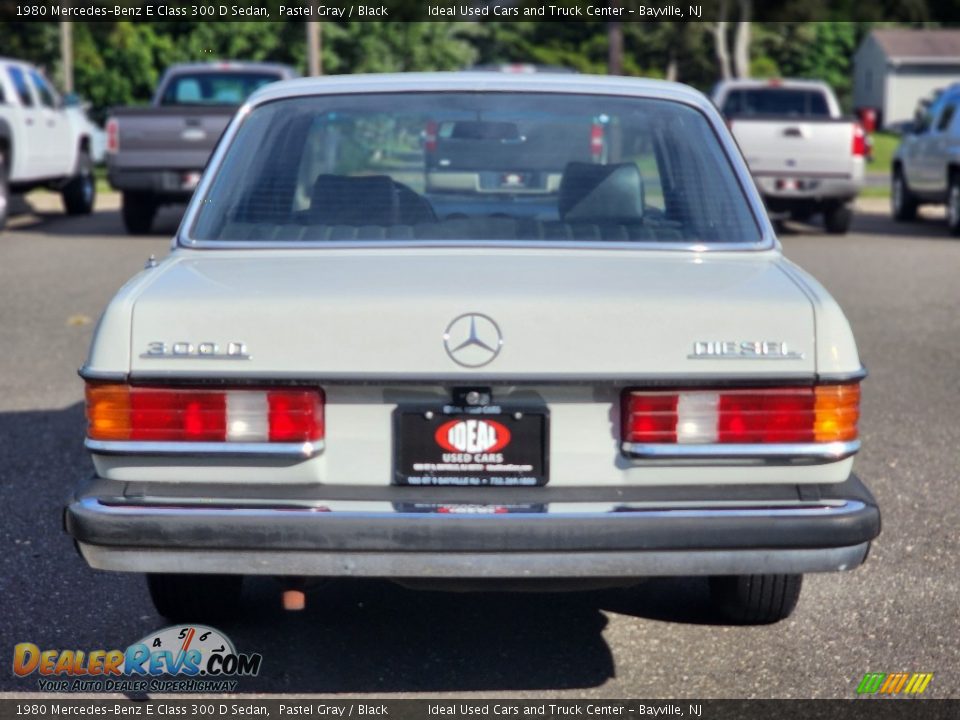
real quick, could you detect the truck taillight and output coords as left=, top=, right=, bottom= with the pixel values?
left=622, top=384, right=859, bottom=445
left=852, top=123, right=867, bottom=157
left=424, top=121, right=438, bottom=154
left=590, top=123, right=604, bottom=161
left=85, top=384, right=324, bottom=444
left=106, top=119, right=119, bottom=154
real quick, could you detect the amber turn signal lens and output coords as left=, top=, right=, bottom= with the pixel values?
left=85, top=384, right=132, bottom=441
left=814, top=383, right=860, bottom=442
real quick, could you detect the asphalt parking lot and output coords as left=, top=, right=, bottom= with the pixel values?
left=1, top=194, right=957, bottom=699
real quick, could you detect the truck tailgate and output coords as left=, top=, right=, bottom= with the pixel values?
left=731, top=119, right=856, bottom=179
left=108, top=106, right=236, bottom=171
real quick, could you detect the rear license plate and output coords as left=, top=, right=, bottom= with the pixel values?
left=395, top=409, right=548, bottom=487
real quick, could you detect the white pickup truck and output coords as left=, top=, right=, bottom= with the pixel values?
left=712, top=79, right=866, bottom=235
left=0, top=57, right=96, bottom=231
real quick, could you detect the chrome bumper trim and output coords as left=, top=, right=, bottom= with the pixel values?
left=84, top=439, right=323, bottom=459
left=622, top=440, right=860, bottom=465
left=77, top=542, right=872, bottom=577
left=78, top=497, right=866, bottom=520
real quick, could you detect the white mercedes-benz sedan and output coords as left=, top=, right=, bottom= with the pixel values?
left=67, top=73, right=879, bottom=625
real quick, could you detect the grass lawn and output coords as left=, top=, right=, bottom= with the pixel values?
left=867, top=132, right=899, bottom=177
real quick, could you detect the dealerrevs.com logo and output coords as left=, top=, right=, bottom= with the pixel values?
left=13, top=625, right=262, bottom=692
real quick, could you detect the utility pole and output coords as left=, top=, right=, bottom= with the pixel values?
left=60, top=21, right=74, bottom=93
left=607, top=16, right=623, bottom=76
left=306, top=22, right=322, bottom=76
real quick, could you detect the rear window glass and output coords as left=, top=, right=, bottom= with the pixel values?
left=160, top=72, right=280, bottom=106
left=722, top=88, right=830, bottom=118
left=191, top=92, right=761, bottom=245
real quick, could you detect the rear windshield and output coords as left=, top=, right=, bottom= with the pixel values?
left=160, top=72, right=281, bottom=106
left=190, top=92, right=761, bottom=245
left=721, top=88, right=830, bottom=118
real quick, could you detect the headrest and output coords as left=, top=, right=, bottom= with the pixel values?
left=559, top=162, right=645, bottom=222
left=311, top=174, right=398, bottom=226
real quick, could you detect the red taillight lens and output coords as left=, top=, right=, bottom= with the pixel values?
left=623, top=384, right=859, bottom=445
left=130, top=390, right=225, bottom=442
left=590, top=123, right=604, bottom=160
left=717, top=389, right=814, bottom=443
left=86, top=385, right=324, bottom=444
left=424, top=121, right=437, bottom=153
left=268, top=390, right=324, bottom=442
left=106, top=119, right=119, bottom=154
left=852, top=124, right=867, bottom=157
left=624, top=393, right=678, bottom=443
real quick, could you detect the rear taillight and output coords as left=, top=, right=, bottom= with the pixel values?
left=852, top=123, right=867, bottom=157
left=106, top=119, right=119, bottom=154
left=590, top=123, right=604, bottom=161
left=424, top=121, right=437, bottom=154
left=622, top=384, right=859, bottom=445
left=85, top=384, right=324, bottom=444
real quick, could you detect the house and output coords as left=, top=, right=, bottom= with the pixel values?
left=853, top=29, right=960, bottom=129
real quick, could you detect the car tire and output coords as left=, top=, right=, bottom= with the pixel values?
left=823, top=203, right=853, bottom=235
left=62, top=149, right=95, bottom=215
left=947, top=175, right=960, bottom=236
left=122, top=192, right=158, bottom=234
left=0, top=148, right=9, bottom=232
left=146, top=573, right=244, bottom=623
left=892, top=168, right=918, bottom=222
left=709, top=574, right=802, bottom=625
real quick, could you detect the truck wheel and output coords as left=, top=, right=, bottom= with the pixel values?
left=122, top=192, right=157, bottom=234
left=823, top=203, right=853, bottom=235
left=892, top=168, right=918, bottom=221
left=709, top=574, right=802, bottom=624
left=62, top=149, right=95, bottom=215
left=147, top=573, right=243, bottom=623
left=0, top=148, right=9, bottom=231
left=947, top=176, right=960, bottom=236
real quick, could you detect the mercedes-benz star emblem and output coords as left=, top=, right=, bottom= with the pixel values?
left=443, top=313, right=503, bottom=368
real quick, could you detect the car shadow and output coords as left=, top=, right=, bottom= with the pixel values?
left=776, top=209, right=953, bottom=240
left=3, top=403, right=727, bottom=694
left=7, top=194, right=184, bottom=237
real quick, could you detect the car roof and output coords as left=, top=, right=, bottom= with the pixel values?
left=244, top=72, right=713, bottom=112
left=162, top=61, right=296, bottom=75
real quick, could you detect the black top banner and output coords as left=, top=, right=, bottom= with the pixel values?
left=3, top=0, right=960, bottom=23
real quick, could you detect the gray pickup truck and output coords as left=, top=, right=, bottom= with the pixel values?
left=106, top=62, right=297, bottom=234
left=892, top=83, right=960, bottom=235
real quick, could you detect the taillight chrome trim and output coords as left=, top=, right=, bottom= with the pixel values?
left=622, top=439, right=860, bottom=465
left=85, top=439, right=323, bottom=459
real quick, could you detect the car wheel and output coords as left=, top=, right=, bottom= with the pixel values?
left=62, top=149, right=95, bottom=215
left=0, top=148, right=9, bottom=231
left=947, top=176, right=960, bottom=236
left=122, top=192, right=158, bottom=234
left=147, top=573, right=244, bottom=623
left=892, top=168, right=918, bottom=221
left=823, top=203, right=853, bottom=235
left=709, top=574, right=802, bottom=625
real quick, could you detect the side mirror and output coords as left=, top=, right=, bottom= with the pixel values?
left=63, top=92, right=81, bottom=108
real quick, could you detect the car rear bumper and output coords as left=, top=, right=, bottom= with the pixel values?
left=755, top=176, right=862, bottom=206
left=107, top=167, right=200, bottom=199
left=65, top=474, right=880, bottom=578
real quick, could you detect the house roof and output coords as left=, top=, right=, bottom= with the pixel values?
left=872, top=29, right=960, bottom=62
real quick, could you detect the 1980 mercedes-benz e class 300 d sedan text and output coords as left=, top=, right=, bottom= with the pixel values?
left=67, top=74, right=880, bottom=625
